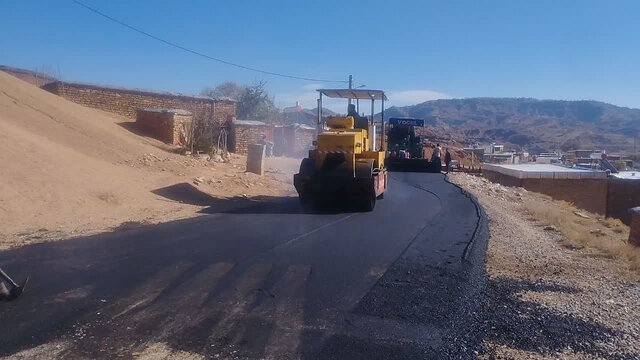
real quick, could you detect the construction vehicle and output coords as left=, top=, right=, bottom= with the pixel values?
left=0, top=267, right=28, bottom=301
left=386, top=117, right=440, bottom=172
left=293, top=89, right=388, bottom=211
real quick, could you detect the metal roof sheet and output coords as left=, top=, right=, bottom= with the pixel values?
left=317, top=89, right=387, bottom=101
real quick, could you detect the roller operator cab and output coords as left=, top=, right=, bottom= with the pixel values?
left=293, top=89, right=388, bottom=211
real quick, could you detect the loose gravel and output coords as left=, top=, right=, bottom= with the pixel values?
left=449, top=173, right=640, bottom=360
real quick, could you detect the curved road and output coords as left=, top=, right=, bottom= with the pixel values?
left=0, top=172, right=487, bottom=359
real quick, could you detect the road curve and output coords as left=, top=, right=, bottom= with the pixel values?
left=0, top=172, right=488, bottom=359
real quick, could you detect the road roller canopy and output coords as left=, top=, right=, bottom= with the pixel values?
left=317, top=89, right=387, bottom=101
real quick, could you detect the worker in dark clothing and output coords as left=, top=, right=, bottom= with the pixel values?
left=347, top=104, right=368, bottom=130
left=444, top=148, right=452, bottom=174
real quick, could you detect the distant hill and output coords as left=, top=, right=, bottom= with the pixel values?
left=281, top=107, right=337, bottom=126
left=384, top=98, right=640, bottom=154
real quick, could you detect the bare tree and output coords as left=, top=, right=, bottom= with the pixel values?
left=201, top=81, right=281, bottom=123
left=201, top=82, right=244, bottom=101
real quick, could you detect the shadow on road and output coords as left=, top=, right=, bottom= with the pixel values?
left=7, top=173, right=605, bottom=359
left=152, top=182, right=364, bottom=215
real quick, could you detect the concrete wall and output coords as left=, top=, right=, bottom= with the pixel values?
left=136, top=109, right=192, bottom=146
left=483, top=169, right=609, bottom=215
left=607, top=178, right=640, bottom=224
left=42, top=81, right=235, bottom=127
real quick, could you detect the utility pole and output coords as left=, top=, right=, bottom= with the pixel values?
left=348, top=74, right=353, bottom=106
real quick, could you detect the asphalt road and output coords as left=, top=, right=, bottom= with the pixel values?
left=0, top=172, right=488, bottom=359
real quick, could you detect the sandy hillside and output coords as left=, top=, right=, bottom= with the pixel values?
left=0, top=71, right=298, bottom=249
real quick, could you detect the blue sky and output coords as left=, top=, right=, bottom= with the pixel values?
left=2, top=0, right=639, bottom=111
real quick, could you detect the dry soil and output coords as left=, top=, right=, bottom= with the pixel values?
left=0, top=71, right=298, bottom=250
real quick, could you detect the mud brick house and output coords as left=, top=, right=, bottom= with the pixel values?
left=41, top=81, right=235, bottom=129
left=232, top=121, right=317, bottom=156
left=136, top=108, right=193, bottom=146
left=273, top=124, right=316, bottom=157
left=232, top=120, right=270, bottom=155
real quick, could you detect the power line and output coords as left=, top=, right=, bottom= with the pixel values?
left=71, top=0, right=347, bottom=83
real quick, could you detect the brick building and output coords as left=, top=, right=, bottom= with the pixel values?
left=232, top=121, right=317, bottom=156
left=273, top=124, right=316, bottom=156
left=41, top=80, right=235, bottom=150
left=136, top=108, right=193, bottom=146
left=232, top=120, right=270, bottom=155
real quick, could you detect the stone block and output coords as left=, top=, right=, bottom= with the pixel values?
left=247, top=144, right=266, bottom=175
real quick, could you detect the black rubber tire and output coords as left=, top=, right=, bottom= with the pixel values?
left=299, top=193, right=314, bottom=210
left=299, top=158, right=315, bottom=176
left=361, top=193, right=376, bottom=212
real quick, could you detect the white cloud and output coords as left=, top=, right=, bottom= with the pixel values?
left=302, top=83, right=323, bottom=91
left=385, top=90, right=452, bottom=107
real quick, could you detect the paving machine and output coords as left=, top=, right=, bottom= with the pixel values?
left=386, top=117, right=439, bottom=172
left=293, top=89, right=388, bottom=211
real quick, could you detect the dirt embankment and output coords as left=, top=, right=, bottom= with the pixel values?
left=449, top=173, right=640, bottom=359
left=0, top=71, right=299, bottom=250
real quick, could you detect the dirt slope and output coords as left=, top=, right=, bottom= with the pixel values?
left=0, top=71, right=296, bottom=249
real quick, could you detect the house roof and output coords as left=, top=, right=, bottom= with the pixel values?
left=139, top=108, right=192, bottom=115
left=234, top=120, right=267, bottom=126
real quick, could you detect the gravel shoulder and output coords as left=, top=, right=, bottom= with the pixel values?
left=448, top=173, right=640, bottom=359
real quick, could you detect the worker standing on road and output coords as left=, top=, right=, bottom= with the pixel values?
left=444, top=148, right=452, bottom=174
left=258, top=134, right=274, bottom=157
left=433, top=143, right=442, bottom=172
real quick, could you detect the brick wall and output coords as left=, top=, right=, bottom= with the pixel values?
left=42, top=81, right=234, bottom=127
left=232, top=121, right=268, bottom=155
left=136, top=109, right=192, bottom=146
left=483, top=169, right=608, bottom=214
left=271, top=125, right=316, bottom=157
left=293, top=127, right=316, bottom=155
left=607, top=178, right=640, bottom=224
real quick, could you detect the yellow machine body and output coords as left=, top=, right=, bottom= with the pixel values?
left=308, top=116, right=385, bottom=172
left=293, top=89, right=389, bottom=211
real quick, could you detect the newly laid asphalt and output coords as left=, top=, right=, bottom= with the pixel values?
left=0, top=172, right=488, bottom=359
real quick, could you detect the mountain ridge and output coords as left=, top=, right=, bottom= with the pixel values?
left=382, top=97, right=640, bottom=153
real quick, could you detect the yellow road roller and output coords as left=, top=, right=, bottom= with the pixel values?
left=293, top=88, right=388, bottom=211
